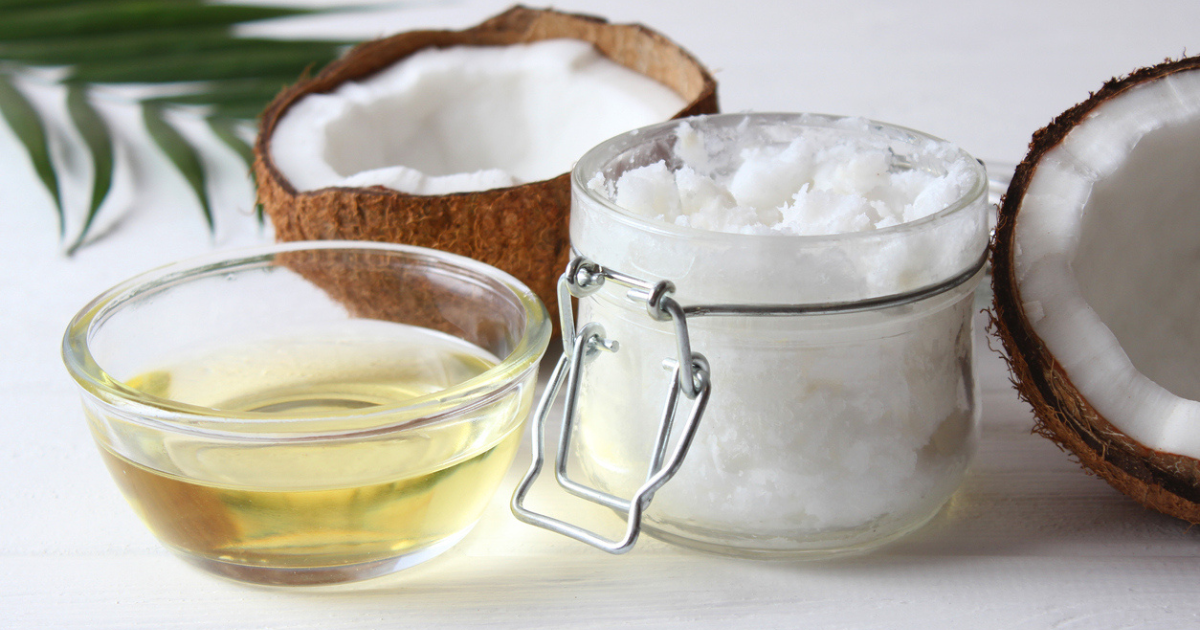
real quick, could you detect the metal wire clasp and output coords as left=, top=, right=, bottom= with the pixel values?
left=510, top=256, right=711, bottom=554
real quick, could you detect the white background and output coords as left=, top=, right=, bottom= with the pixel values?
left=4, top=1, right=1200, bottom=627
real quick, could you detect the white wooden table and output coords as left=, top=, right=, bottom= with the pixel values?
left=5, top=1, right=1200, bottom=627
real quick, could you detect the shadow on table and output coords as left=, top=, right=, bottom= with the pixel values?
left=280, top=374, right=1200, bottom=602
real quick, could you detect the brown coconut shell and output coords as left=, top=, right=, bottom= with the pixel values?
left=254, top=5, right=719, bottom=328
left=276, top=247, right=523, bottom=355
left=991, top=55, right=1200, bottom=523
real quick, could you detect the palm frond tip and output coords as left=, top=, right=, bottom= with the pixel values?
left=0, top=0, right=354, bottom=252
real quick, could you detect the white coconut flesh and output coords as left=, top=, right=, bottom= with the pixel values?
left=1013, top=67, right=1200, bottom=458
left=269, top=38, right=686, bottom=195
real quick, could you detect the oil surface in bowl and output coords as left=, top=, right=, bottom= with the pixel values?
left=90, top=321, right=522, bottom=572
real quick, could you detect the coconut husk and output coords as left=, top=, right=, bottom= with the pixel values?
left=276, top=248, right=523, bottom=357
left=990, top=56, right=1200, bottom=524
left=254, top=5, right=719, bottom=330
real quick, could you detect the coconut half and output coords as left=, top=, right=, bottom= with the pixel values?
left=992, top=56, right=1200, bottom=522
left=254, top=6, right=719, bottom=325
left=269, top=38, right=688, bottom=195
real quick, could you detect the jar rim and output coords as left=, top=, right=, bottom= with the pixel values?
left=571, top=112, right=988, bottom=246
left=61, top=240, right=551, bottom=442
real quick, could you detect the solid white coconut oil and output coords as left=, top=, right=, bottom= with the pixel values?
left=567, top=114, right=990, bottom=556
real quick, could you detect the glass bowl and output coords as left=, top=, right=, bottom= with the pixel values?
left=62, top=241, right=551, bottom=586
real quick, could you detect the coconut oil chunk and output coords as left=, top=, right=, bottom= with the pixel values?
left=589, top=118, right=977, bottom=236
left=270, top=39, right=686, bottom=195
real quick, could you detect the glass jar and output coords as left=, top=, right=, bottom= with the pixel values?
left=519, top=113, right=989, bottom=558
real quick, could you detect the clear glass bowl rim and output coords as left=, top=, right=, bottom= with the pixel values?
left=61, top=240, right=552, bottom=441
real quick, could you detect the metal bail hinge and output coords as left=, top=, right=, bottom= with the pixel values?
left=512, top=249, right=991, bottom=553
left=510, top=258, right=712, bottom=554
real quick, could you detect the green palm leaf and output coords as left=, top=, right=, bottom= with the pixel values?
left=0, top=71, right=62, bottom=233
left=71, top=42, right=347, bottom=84
left=65, top=82, right=114, bottom=254
left=0, top=2, right=313, bottom=41
left=207, top=116, right=261, bottom=223
left=143, top=101, right=214, bottom=231
left=0, top=30, right=352, bottom=67
left=148, top=78, right=293, bottom=120
left=0, top=0, right=365, bottom=252
left=208, top=116, right=254, bottom=170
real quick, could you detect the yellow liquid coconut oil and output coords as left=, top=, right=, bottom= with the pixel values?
left=89, top=321, right=527, bottom=571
